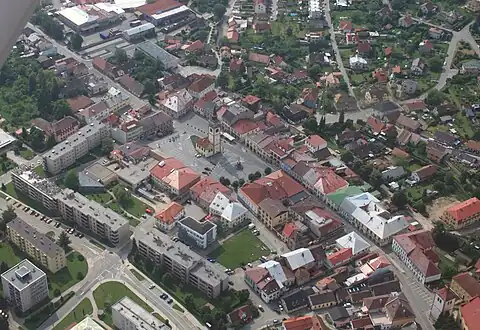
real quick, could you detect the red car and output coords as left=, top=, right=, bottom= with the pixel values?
left=145, top=208, right=153, bottom=214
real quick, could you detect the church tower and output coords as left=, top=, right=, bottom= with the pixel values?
left=208, top=122, right=222, bottom=154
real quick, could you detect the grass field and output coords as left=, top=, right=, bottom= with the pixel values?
left=93, top=282, right=153, bottom=326
left=172, top=304, right=184, bottom=312
left=52, top=298, right=93, bottom=330
left=20, top=149, right=35, bottom=160
left=208, top=230, right=270, bottom=268
left=49, top=251, right=88, bottom=296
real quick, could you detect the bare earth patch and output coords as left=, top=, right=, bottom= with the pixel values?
left=426, top=196, right=460, bottom=222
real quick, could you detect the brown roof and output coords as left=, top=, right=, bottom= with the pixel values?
left=351, top=317, right=372, bottom=329
left=452, top=272, right=480, bottom=298
left=391, top=147, right=410, bottom=159
left=259, top=198, right=288, bottom=218
left=248, top=52, right=270, bottom=64
left=396, top=114, right=421, bottom=131
left=137, top=0, right=182, bottom=15
left=66, top=95, right=94, bottom=112
left=436, top=287, right=457, bottom=302
left=53, top=116, right=79, bottom=134
left=384, top=293, right=415, bottom=322
left=188, top=75, right=215, bottom=93
left=414, top=164, right=437, bottom=180
left=467, top=140, right=480, bottom=151
left=118, top=74, right=145, bottom=96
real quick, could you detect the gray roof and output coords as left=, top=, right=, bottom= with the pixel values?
left=463, top=59, right=480, bottom=69
left=55, top=188, right=129, bottom=231
left=1, top=259, right=46, bottom=291
left=139, top=110, right=172, bottom=131
left=78, top=171, right=105, bottom=189
left=7, top=217, right=64, bottom=257
left=11, top=165, right=61, bottom=197
left=136, top=41, right=180, bottom=69
left=123, top=23, right=155, bottom=36
left=179, top=216, right=216, bottom=235
left=112, top=297, right=166, bottom=330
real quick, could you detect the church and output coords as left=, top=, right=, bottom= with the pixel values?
left=194, top=122, right=222, bottom=157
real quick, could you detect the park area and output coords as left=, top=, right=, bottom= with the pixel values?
left=93, top=281, right=153, bottom=326
left=208, top=230, right=270, bottom=269
left=52, top=298, right=93, bottom=330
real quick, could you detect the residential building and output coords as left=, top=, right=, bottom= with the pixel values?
left=362, top=292, right=415, bottom=328
left=219, top=102, right=254, bottom=129
left=112, top=296, right=166, bottom=330
left=103, top=87, right=130, bottom=112
left=227, top=304, right=254, bottom=326
left=408, top=165, right=437, bottom=184
left=43, top=122, right=110, bottom=175
left=7, top=218, right=66, bottom=273
left=244, top=267, right=282, bottom=303
left=68, top=317, right=103, bottom=330
left=159, top=89, right=194, bottom=118
left=461, top=60, right=480, bottom=74
left=398, top=15, right=414, bottom=27
left=283, top=314, right=335, bottom=330
left=177, top=216, right=217, bottom=249
left=401, top=79, right=418, bottom=96
left=187, top=74, right=215, bottom=99
left=155, top=202, right=184, bottom=232
left=281, top=248, right=316, bottom=272
left=190, top=176, right=231, bottom=209
left=381, top=166, right=406, bottom=182
left=304, top=207, right=344, bottom=241
left=254, top=0, right=267, bottom=14
left=349, top=55, right=368, bottom=70
left=111, top=119, right=143, bottom=144
left=258, top=198, right=289, bottom=230
left=411, top=58, right=425, bottom=75
left=396, top=114, right=421, bottom=132
left=122, top=22, right=156, bottom=41
left=281, top=221, right=311, bottom=250
left=305, top=135, right=327, bottom=153
left=55, top=189, right=130, bottom=246
left=459, top=296, right=480, bottom=330
left=281, top=287, right=316, bottom=313
left=136, top=41, right=180, bottom=69
left=150, top=159, right=200, bottom=196
left=429, top=286, right=457, bottom=321
left=420, top=2, right=438, bottom=15
left=135, top=228, right=228, bottom=298
left=309, top=292, right=337, bottom=310
left=77, top=101, right=110, bottom=124
left=336, top=232, right=371, bottom=256
left=339, top=193, right=409, bottom=246
left=32, top=116, right=80, bottom=143
left=451, top=272, right=480, bottom=302
left=441, top=197, right=480, bottom=229
left=392, top=230, right=441, bottom=284
left=1, top=259, right=49, bottom=312
left=11, top=165, right=61, bottom=211
left=118, top=75, right=144, bottom=97
left=139, top=110, right=173, bottom=139
left=209, top=192, right=249, bottom=228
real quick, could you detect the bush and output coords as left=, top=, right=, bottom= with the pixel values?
left=77, top=254, right=85, bottom=262
left=53, top=289, right=61, bottom=297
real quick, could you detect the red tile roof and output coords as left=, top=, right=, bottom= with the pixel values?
left=283, top=316, right=313, bottom=330
left=313, top=167, right=349, bottom=195
left=328, top=248, right=353, bottom=266
left=351, top=317, right=372, bottom=329
left=466, top=140, right=480, bottom=151
left=227, top=304, right=253, bottom=325
left=184, top=40, right=204, bottom=52
left=403, top=99, right=426, bottom=110
left=150, top=157, right=185, bottom=180
left=339, top=20, right=353, bottom=31
left=392, top=147, right=410, bottom=159
left=266, top=111, right=283, bottom=127
left=190, top=177, right=230, bottom=205
left=436, top=287, right=457, bottom=302
left=384, top=47, right=393, bottom=56
left=306, top=135, right=327, bottom=148
left=358, top=42, right=372, bottom=53
left=460, top=296, right=480, bottom=330
left=188, top=75, right=215, bottom=93
left=282, top=223, right=297, bottom=238
left=476, top=258, right=480, bottom=273
left=248, top=52, right=270, bottom=65
left=446, top=198, right=480, bottom=224
left=232, top=119, right=258, bottom=135
left=155, top=202, right=184, bottom=224
left=245, top=267, right=269, bottom=283
left=373, top=69, right=388, bottom=83
left=367, top=116, right=385, bottom=133
left=137, top=0, right=182, bottom=15
left=453, top=272, right=480, bottom=298
left=66, top=95, right=94, bottom=112
left=242, top=95, right=261, bottom=105
left=229, top=58, right=244, bottom=71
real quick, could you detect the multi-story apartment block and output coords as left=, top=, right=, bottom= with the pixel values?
left=177, top=216, right=217, bottom=249
left=7, top=218, right=66, bottom=273
left=43, top=122, right=110, bottom=175
left=135, top=228, right=228, bottom=298
left=11, top=165, right=61, bottom=211
left=55, top=189, right=130, bottom=246
left=112, top=297, right=165, bottom=330
left=1, top=259, right=49, bottom=312
left=111, top=119, right=144, bottom=144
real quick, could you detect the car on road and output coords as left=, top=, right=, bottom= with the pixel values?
left=207, top=258, right=216, bottom=263
left=241, top=266, right=247, bottom=270
left=78, top=233, right=84, bottom=238
left=160, top=293, right=168, bottom=299
left=24, top=207, right=30, bottom=212
left=273, top=320, right=280, bottom=325
left=228, top=281, right=234, bottom=285
left=258, top=305, right=264, bottom=312
left=41, top=216, right=45, bottom=221
left=46, top=219, right=52, bottom=224
left=204, top=167, right=211, bottom=171
left=247, top=263, right=252, bottom=268
left=145, top=208, right=153, bottom=214
left=149, top=284, right=155, bottom=289
left=279, top=304, right=284, bottom=311
left=30, top=210, right=35, bottom=215
left=5, top=197, right=10, bottom=201
left=167, top=298, right=173, bottom=304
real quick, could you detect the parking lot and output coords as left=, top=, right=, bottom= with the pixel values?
left=147, top=113, right=272, bottom=183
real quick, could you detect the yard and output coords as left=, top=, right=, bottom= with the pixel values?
left=20, top=148, right=35, bottom=160
left=208, top=230, right=270, bottom=269
left=52, top=298, right=93, bottom=330
left=406, top=183, right=433, bottom=204
left=49, top=251, right=88, bottom=296
left=93, top=281, right=153, bottom=326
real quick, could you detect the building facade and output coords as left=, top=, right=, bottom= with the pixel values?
left=1, top=259, right=49, bottom=312
left=177, top=217, right=217, bottom=249
left=112, top=296, right=165, bottom=330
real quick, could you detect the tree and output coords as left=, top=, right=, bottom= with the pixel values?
left=239, top=178, right=245, bottom=186
left=53, top=288, right=61, bottom=297
left=414, top=201, right=426, bottom=213
left=308, top=64, right=322, bottom=80
left=223, top=178, right=231, bottom=186
left=101, top=137, right=113, bottom=155
left=264, top=167, right=272, bottom=175
left=391, top=191, right=408, bottom=208
left=57, top=231, right=71, bottom=251
left=216, top=71, right=228, bottom=88
left=0, top=262, right=8, bottom=273
left=340, top=150, right=354, bottom=163
left=114, top=48, right=129, bottom=65
left=428, top=56, right=443, bottom=73
left=338, top=111, right=345, bottom=124
left=185, top=294, right=195, bottom=310
left=76, top=272, right=84, bottom=280
left=213, top=4, right=226, bottom=20
left=254, top=171, right=262, bottom=179
left=2, top=206, right=16, bottom=224
left=248, top=173, right=255, bottom=182
left=29, top=127, right=45, bottom=151
left=143, top=79, right=157, bottom=96
left=369, top=170, right=383, bottom=189
left=231, top=181, right=239, bottom=191
left=70, top=33, right=83, bottom=50
left=64, top=169, right=79, bottom=191
left=435, top=313, right=461, bottom=330
left=425, top=89, right=445, bottom=106
left=113, top=185, right=132, bottom=208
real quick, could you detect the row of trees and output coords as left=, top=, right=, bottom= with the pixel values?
left=218, top=168, right=272, bottom=191
left=31, top=11, right=64, bottom=40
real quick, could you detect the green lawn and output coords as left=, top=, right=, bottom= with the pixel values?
left=172, top=304, right=184, bottom=312
left=85, top=192, right=113, bottom=205
left=406, top=184, right=433, bottom=203
left=52, top=298, right=93, bottom=330
left=130, top=268, right=145, bottom=281
left=208, top=230, right=270, bottom=268
left=123, top=196, right=149, bottom=218
left=152, top=312, right=166, bottom=322
left=20, top=149, right=35, bottom=160
left=93, top=282, right=153, bottom=326
left=33, top=165, right=46, bottom=178
left=49, top=251, right=88, bottom=296
left=0, top=158, right=16, bottom=175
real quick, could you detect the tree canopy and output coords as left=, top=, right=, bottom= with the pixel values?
left=64, top=170, right=79, bottom=191
left=70, top=33, right=83, bottom=50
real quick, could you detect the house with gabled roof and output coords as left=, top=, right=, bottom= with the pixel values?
left=441, top=197, right=480, bottom=229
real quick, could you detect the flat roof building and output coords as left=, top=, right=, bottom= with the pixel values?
left=123, top=22, right=156, bottom=41
left=178, top=216, right=217, bottom=249
left=7, top=217, right=67, bottom=273
left=11, top=164, right=61, bottom=211
left=135, top=228, right=228, bottom=298
left=136, top=41, right=180, bottom=69
left=55, top=189, right=130, bottom=246
left=112, top=296, right=166, bottom=330
left=57, top=4, right=125, bottom=33
left=43, top=122, right=110, bottom=175
left=1, top=259, right=49, bottom=312
left=0, top=128, right=16, bottom=154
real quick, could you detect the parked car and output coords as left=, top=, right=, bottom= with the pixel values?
left=258, top=305, right=264, bottom=312
left=167, top=298, right=173, bottom=304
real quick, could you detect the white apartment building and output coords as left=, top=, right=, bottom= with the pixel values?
left=43, top=122, right=110, bottom=175
left=1, top=259, right=49, bottom=312
left=11, top=165, right=61, bottom=211
left=111, top=120, right=144, bottom=144
left=55, top=189, right=130, bottom=246
left=309, top=0, right=323, bottom=19
left=102, top=87, right=130, bottom=112
left=135, top=228, right=228, bottom=298
left=112, top=297, right=165, bottom=330
left=177, top=216, right=217, bottom=249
